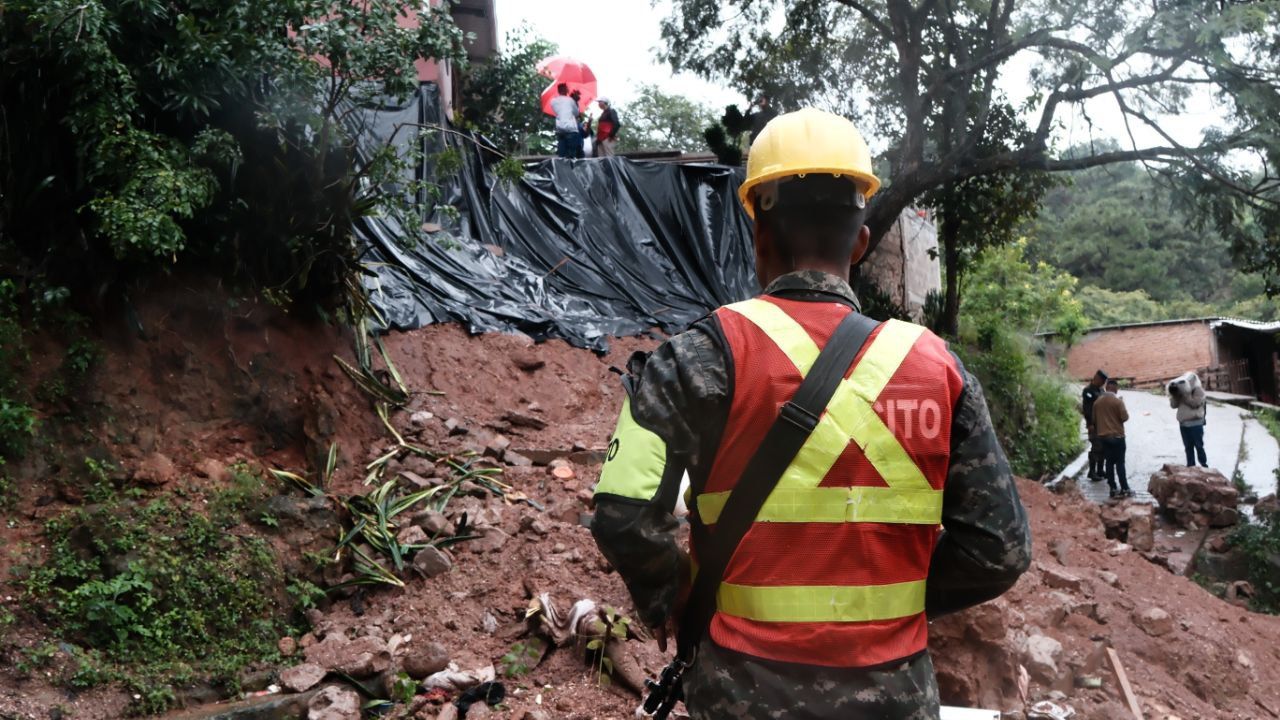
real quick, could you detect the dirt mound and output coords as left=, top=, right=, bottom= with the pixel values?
left=933, top=479, right=1280, bottom=719
left=5, top=313, right=1280, bottom=720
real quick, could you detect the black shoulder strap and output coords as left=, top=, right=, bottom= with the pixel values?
left=676, top=309, right=881, bottom=659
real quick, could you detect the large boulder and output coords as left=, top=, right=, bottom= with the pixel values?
left=1147, top=464, right=1240, bottom=528
left=1099, top=500, right=1155, bottom=551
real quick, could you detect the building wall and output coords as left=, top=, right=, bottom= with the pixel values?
left=861, top=208, right=940, bottom=320
left=1064, top=321, right=1215, bottom=385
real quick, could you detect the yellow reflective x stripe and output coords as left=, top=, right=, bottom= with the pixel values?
left=697, top=486, right=943, bottom=525
left=717, top=580, right=926, bottom=623
left=790, top=319, right=931, bottom=491
left=725, top=299, right=820, bottom=374
left=726, top=299, right=934, bottom=494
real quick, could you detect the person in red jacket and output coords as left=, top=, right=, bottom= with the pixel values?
left=594, top=97, right=621, bottom=157
left=591, top=108, right=1031, bottom=719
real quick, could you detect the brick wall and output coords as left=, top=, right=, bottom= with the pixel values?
left=1065, top=321, right=1215, bottom=385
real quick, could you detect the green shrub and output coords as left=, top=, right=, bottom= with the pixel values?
left=955, top=329, right=1083, bottom=479
left=21, top=485, right=287, bottom=711
left=1228, top=502, right=1280, bottom=613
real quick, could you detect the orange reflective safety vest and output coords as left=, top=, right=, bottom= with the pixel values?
left=695, top=295, right=964, bottom=668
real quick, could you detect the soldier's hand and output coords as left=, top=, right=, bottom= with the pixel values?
left=653, top=616, right=678, bottom=653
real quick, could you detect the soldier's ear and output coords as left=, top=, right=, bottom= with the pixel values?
left=849, top=225, right=871, bottom=266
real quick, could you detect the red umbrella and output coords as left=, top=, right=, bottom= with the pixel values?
left=536, top=56, right=597, bottom=116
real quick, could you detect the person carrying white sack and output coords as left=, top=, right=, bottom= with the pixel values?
left=1168, top=371, right=1208, bottom=468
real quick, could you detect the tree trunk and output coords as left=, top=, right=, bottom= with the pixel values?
left=941, top=206, right=961, bottom=338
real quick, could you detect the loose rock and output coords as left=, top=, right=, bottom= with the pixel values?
left=281, top=663, right=327, bottom=693
left=1021, top=634, right=1063, bottom=683
left=307, top=684, right=361, bottom=720
left=413, top=546, right=453, bottom=577
left=445, top=418, right=468, bottom=436
left=304, top=636, right=391, bottom=677
left=279, top=636, right=298, bottom=657
left=1135, top=607, right=1174, bottom=637
left=402, top=641, right=451, bottom=679
left=1148, top=464, right=1240, bottom=528
left=132, top=453, right=177, bottom=486
left=397, top=524, right=429, bottom=547
left=1040, top=565, right=1084, bottom=593
left=410, top=410, right=434, bottom=427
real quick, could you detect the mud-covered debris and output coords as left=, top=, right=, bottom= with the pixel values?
left=511, top=352, right=546, bottom=373
left=412, top=546, right=453, bottom=578
left=401, top=641, right=451, bottom=679
left=413, top=509, right=452, bottom=536
left=397, top=524, right=429, bottom=547
left=307, top=684, right=360, bottom=720
left=483, top=434, right=511, bottom=459
left=1135, top=607, right=1174, bottom=637
left=132, top=452, right=177, bottom=486
left=281, top=663, right=327, bottom=693
left=466, top=527, right=510, bottom=554
left=304, top=635, right=392, bottom=677
left=504, top=450, right=533, bottom=467
left=1148, top=464, right=1240, bottom=528
left=422, top=664, right=496, bottom=693
left=502, top=412, right=547, bottom=431
left=194, top=458, right=229, bottom=482
left=1021, top=634, right=1063, bottom=683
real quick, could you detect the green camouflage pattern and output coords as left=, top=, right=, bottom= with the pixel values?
left=685, top=643, right=941, bottom=720
left=590, top=270, right=1031, bottom=717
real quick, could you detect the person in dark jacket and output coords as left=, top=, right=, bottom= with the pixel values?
left=1093, top=378, right=1131, bottom=498
left=1082, top=370, right=1107, bottom=481
left=594, top=98, right=621, bottom=157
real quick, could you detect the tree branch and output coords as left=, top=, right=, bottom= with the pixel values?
left=830, top=0, right=893, bottom=38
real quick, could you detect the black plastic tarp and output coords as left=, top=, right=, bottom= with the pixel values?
left=354, top=84, right=757, bottom=351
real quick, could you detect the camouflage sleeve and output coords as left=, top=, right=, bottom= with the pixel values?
left=590, top=322, right=729, bottom=629
left=925, top=357, right=1032, bottom=617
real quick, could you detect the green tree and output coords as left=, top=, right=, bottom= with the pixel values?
left=961, top=240, right=1086, bottom=342
left=658, top=0, right=1280, bottom=262
left=0, top=0, right=466, bottom=308
left=923, top=101, right=1058, bottom=336
left=614, top=84, right=718, bottom=153
left=460, top=24, right=559, bottom=155
left=955, top=241, right=1086, bottom=477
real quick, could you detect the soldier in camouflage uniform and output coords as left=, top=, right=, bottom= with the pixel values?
left=591, top=109, right=1031, bottom=719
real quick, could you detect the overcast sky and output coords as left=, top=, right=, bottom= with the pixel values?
left=492, top=0, right=1222, bottom=153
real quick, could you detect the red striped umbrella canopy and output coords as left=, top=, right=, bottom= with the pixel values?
left=536, top=56, right=597, bottom=116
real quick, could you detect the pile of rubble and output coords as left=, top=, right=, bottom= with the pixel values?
left=1148, top=464, right=1241, bottom=528
left=931, top=478, right=1280, bottom=719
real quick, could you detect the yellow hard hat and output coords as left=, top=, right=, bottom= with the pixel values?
left=738, top=108, right=880, bottom=220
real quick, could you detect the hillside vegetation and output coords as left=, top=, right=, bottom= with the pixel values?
left=1028, top=161, right=1279, bottom=325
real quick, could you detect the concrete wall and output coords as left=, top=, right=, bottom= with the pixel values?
left=862, top=208, right=940, bottom=320
left=1063, top=321, right=1216, bottom=385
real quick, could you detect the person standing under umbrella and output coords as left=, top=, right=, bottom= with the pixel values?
left=595, top=98, right=621, bottom=157
left=550, top=83, right=580, bottom=159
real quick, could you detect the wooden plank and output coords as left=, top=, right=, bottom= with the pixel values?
left=1107, top=647, right=1146, bottom=720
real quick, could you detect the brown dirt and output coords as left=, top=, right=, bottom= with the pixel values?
left=4, top=295, right=1280, bottom=720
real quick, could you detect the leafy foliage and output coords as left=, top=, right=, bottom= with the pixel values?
left=923, top=101, right=1059, bottom=335
left=659, top=0, right=1280, bottom=257
left=615, top=85, right=719, bottom=153
left=460, top=24, right=559, bottom=155
left=954, top=242, right=1086, bottom=478
left=20, top=468, right=287, bottom=713
left=0, top=0, right=467, bottom=310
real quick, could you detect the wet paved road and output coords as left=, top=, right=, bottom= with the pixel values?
left=1071, top=388, right=1279, bottom=504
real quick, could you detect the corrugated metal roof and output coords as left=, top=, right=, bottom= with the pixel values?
left=1210, top=317, right=1280, bottom=333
